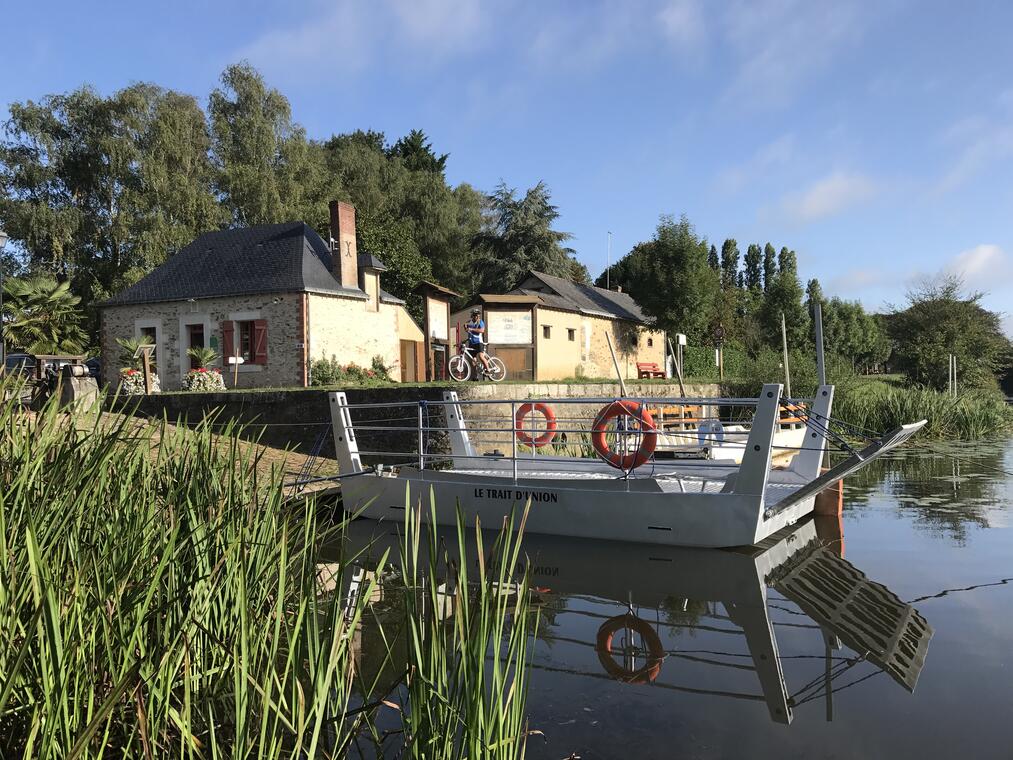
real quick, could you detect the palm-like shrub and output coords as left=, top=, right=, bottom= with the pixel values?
left=1, top=276, right=87, bottom=354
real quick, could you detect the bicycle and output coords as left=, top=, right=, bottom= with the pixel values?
left=448, top=341, right=506, bottom=382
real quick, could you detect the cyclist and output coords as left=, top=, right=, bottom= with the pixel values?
left=464, top=307, right=493, bottom=377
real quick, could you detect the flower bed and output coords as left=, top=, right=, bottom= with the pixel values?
left=182, top=367, right=227, bottom=392
left=119, top=368, right=161, bottom=394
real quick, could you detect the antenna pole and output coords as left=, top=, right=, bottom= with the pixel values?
left=607, top=231, right=612, bottom=290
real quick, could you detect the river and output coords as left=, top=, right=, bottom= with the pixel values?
left=342, top=439, right=1013, bottom=759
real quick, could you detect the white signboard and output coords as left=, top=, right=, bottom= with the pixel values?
left=488, top=310, right=532, bottom=345
left=427, top=296, right=449, bottom=341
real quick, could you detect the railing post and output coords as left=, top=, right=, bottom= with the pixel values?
left=329, top=392, right=363, bottom=475
left=417, top=401, right=424, bottom=471
left=724, top=383, right=781, bottom=495
left=511, top=400, right=518, bottom=483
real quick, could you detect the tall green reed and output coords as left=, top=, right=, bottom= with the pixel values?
left=0, top=381, right=537, bottom=758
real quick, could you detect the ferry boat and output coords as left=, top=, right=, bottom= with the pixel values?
left=330, top=383, right=925, bottom=548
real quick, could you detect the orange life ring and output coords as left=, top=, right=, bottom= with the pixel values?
left=515, top=402, right=558, bottom=447
left=591, top=400, right=657, bottom=470
left=596, top=614, right=665, bottom=684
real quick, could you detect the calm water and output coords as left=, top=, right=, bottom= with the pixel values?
left=343, top=440, right=1013, bottom=759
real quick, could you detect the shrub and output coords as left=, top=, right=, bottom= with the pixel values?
left=310, top=355, right=394, bottom=387
left=118, top=367, right=160, bottom=394
left=182, top=366, right=227, bottom=392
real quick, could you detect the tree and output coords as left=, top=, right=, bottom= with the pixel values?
left=805, top=278, right=824, bottom=318
left=595, top=215, right=718, bottom=343
left=720, top=239, right=740, bottom=290
left=760, top=247, right=809, bottom=349
left=762, top=243, right=777, bottom=292
left=471, top=182, right=583, bottom=293
left=744, top=244, right=763, bottom=292
left=387, top=129, right=448, bottom=175
left=887, top=276, right=1010, bottom=390
left=707, top=244, right=719, bottom=271
left=2, top=276, right=87, bottom=353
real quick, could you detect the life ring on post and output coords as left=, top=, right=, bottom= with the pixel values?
left=515, top=402, right=558, bottom=448
left=596, top=614, right=665, bottom=684
left=591, top=401, right=658, bottom=470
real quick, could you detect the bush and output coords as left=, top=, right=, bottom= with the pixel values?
left=311, top=354, right=394, bottom=387
left=118, top=367, right=160, bottom=394
left=182, top=367, right=227, bottom=392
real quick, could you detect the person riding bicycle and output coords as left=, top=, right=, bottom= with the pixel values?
left=464, top=307, right=493, bottom=376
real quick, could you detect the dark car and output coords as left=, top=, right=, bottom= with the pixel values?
left=85, top=357, right=101, bottom=385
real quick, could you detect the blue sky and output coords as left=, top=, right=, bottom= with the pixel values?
left=4, top=0, right=1013, bottom=327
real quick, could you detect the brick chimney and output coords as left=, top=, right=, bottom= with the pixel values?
left=328, top=200, right=358, bottom=289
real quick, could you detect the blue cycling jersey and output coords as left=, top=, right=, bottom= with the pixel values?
left=466, top=319, right=485, bottom=345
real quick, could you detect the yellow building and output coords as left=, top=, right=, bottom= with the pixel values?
left=452, top=271, right=666, bottom=381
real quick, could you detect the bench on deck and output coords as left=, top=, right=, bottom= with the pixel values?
left=637, top=362, right=666, bottom=379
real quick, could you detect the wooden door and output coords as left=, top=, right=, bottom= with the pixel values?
left=400, top=340, right=418, bottom=382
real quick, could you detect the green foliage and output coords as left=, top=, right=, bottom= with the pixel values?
left=387, top=128, right=448, bottom=175
left=1, top=276, right=87, bottom=354
left=310, top=354, right=393, bottom=386
left=0, top=384, right=537, bottom=757
left=472, top=182, right=584, bottom=293
left=596, top=215, right=718, bottom=344
left=186, top=345, right=219, bottom=369
left=886, top=276, right=1011, bottom=391
left=115, top=335, right=154, bottom=370
left=744, top=244, right=763, bottom=292
left=762, top=243, right=777, bottom=292
left=759, top=248, right=809, bottom=349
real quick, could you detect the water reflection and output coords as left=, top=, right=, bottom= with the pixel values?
left=337, top=513, right=932, bottom=737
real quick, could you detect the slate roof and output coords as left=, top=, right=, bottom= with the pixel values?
left=358, top=253, right=388, bottom=271
left=509, top=271, right=652, bottom=324
left=103, top=222, right=367, bottom=306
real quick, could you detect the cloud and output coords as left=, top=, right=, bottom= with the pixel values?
left=657, top=0, right=707, bottom=49
left=720, top=0, right=866, bottom=109
left=936, top=119, right=1013, bottom=194
left=943, top=244, right=1013, bottom=291
left=233, top=0, right=491, bottom=83
left=714, top=132, right=795, bottom=193
left=780, top=171, right=879, bottom=222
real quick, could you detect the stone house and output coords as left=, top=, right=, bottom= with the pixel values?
left=100, top=201, right=424, bottom=390
left=451, top=271, right=666, bottom=381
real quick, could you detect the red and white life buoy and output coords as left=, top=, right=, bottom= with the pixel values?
left=596, top=614, right=665, bottom=684
left=591, top=400, right=657, bottom=470
left=515, top=402, right=558, bottom=448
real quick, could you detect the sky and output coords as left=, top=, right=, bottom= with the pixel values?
left=3, top=0, right=1013, bottom=328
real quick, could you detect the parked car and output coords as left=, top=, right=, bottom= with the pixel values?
left=85, top=357, right=102, bottom=385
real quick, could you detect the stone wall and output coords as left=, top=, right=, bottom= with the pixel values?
left=111, top=381, right=720, bottom=466
left=100, top=293, right=305, bottom=391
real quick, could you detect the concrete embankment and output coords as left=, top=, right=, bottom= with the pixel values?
left=110, top=382, right=720, bottom=462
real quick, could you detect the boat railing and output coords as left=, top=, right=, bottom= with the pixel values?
left=329, top=384, right=835, bottom=486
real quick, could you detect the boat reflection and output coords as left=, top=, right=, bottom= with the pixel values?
left=337, top=513, right=931, bottom=727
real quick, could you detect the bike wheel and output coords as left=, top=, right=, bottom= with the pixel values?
left=448, top=355, right=472, bottom=382
left=487, top=357, right=507, bottom=383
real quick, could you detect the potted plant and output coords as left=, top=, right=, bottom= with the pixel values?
left=182, top=347, right=226, bottom=392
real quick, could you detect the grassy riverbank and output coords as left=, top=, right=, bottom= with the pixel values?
left=0, top=385, right=535, bottom=759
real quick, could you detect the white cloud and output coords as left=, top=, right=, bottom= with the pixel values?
left=714, top=132, right=795, bottom=193
left=234, top=0, right=491, bottom=83
left=936, top=119, right=1013, bottom=194
left=943, top=244, right=1013, bottom=291
left=780, top=171, right=879, bottom=222
left=657, top=0, right=707, bottom=49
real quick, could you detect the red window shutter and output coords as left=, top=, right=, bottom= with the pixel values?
left=253, top=320, right=268, bottom=365
left=222, top=321, right=235, bottom=359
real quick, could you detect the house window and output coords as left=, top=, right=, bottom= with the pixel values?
left=568, top=328, right=576, bottom=341
left=238, top=321, right=255, bottom=362
left=187, top=324, right=205, bottom=369
left=647, top=337, right=654, bottom=347
left=542, top=325, right=551, bottom=339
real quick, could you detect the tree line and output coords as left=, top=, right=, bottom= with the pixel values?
left=1, top=63, right=1008, bottom=392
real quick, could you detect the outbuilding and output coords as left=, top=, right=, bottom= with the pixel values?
left=451, top=271, right=666, bottom=381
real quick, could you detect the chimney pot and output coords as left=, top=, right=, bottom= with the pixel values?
left=328, top=200, right=358, bottom=289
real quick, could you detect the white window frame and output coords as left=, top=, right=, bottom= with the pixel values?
left=226, top=310, right=264, bottom=373
left=178, top=313, right=214, bottom=381
left=133, top=318, right=164, bottom=375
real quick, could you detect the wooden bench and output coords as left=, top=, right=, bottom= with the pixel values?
left=637, top=362, right=666, bottom=379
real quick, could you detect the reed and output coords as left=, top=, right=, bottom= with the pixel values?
left=0, top=383, right=537, bottom=758
left=832, top=382, right=1013, bottom=440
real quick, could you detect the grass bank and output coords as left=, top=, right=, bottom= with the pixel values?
left=0, top=382, right=535, bottom=758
